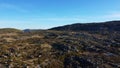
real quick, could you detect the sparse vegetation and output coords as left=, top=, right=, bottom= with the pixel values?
left=0, top=21, right=120, bottom=68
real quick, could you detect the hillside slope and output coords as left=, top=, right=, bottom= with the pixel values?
left=49, top=21, right=120, bottom=31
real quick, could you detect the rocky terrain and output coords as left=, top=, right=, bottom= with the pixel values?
left=0, top=21, right=120, bottom=68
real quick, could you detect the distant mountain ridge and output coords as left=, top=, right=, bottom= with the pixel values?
left=49, top=21, right=120, bottom=31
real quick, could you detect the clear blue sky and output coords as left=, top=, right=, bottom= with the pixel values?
left=0, top=0, right=120, bottom=29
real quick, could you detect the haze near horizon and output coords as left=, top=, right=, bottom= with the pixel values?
left=0, top=0, right=120, bottom=29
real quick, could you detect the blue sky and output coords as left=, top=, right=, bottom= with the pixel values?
left=0, top=0, right=120, bottom=29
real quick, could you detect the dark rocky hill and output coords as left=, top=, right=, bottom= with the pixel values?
left=49, top=21, right=120, bottom=31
